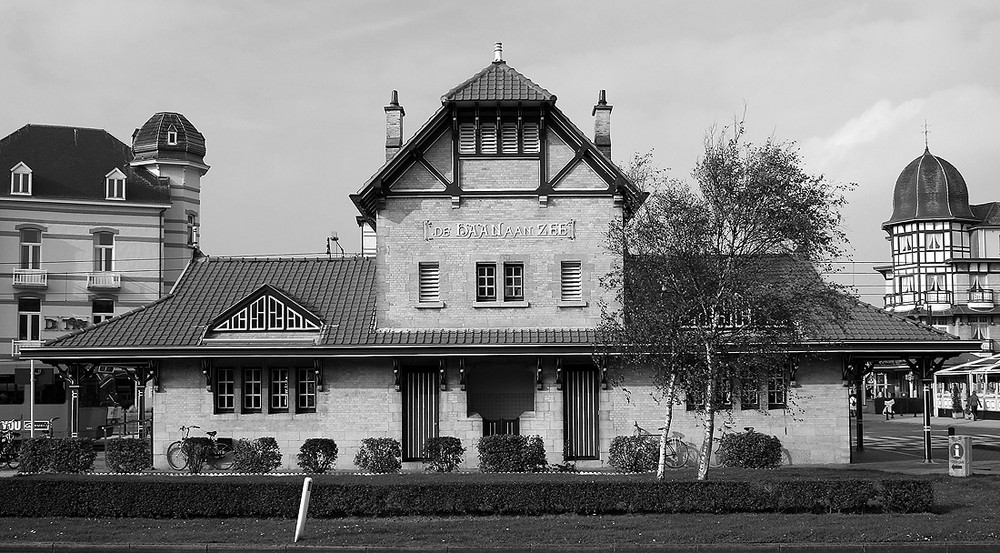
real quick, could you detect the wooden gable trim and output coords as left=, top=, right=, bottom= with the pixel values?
left=208, top=284, right=323, bottom=333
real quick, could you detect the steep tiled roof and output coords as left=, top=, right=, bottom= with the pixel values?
left=972, top=202, right=1000, bottom=226
left=35, top=255, right=964, bottom=358
left=0, top=125, right=169, bottom=204
left=442, top=61, right=554, bottom=103
left=132, top=112, right=207, bottom=164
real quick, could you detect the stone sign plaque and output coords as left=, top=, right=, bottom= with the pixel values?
left=424, top=220, right=575, bottom=240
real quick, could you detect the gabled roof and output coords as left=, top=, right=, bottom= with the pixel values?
left=971, top=202, right=1000, bottom=226
left=442, top=61, right=554, bottom=104
left=25, top=254, right=978, bottom=363
left=0, top=124, right=169, bottom=204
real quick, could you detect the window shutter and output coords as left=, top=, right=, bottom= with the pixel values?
left=522, top=123, right=540, bottom=153
left=459, top=123, right=476, bottom=154
left=501, top=122, right=518, bottom=153
left=561, top=261, right=583, bottom=301
left=480, top=123, right=498, bottom=154
left=419, top=262, right=440, bottom=302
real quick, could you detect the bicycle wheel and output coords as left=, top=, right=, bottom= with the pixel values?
left=212, top=443, right=234, bottom=471
left=663, top=440, right=688, bottom=469
left=166, top=441, right=188, bottom=471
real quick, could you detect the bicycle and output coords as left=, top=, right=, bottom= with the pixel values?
left=166, top=425, right=234, bottom=471
left=633, top=421, right=690, bottom=469
left=0, top=426, right=21, bottom=470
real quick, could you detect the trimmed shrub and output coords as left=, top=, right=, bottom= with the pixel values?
left=233, top=437, right=282, bottom=473
left=17, top=438, right=96, bottom=473
left=0, top=477, right=934, bottom=518
left=105, top=438, right=152, bottom=473
left=718, top=430, right=783, bottom=469
left=477, top=435, right=547, bottom=472
left=183, top=437, right=213, bottom=474
left=608, top=436, right=658, bottom=473
left=297, top=438, right=339, bottom=473
left=423, top=437, right=465, bottom=472
left=17, top=438, right=54, bottom=473
left=354, top=437, right=401, bottom=473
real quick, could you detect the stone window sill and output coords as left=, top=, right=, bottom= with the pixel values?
left=473, top=300, right=530, bottom=308
left=557, top=300, right=588, bottom=308
left=415, top=301, right=446, bottom=309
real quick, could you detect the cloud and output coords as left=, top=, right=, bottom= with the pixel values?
left=803, top=98, right=925, bottom=172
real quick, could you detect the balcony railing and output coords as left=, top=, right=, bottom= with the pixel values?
left=924, top=290, right=953, bottom=306
left=87, top=272, right=121, bottom=290
left=11, top=340, right=45, bottom=359
left=968, top=288, right=995, bottom=309
left=12, top=268, right=47, bottom=288
left=884, top=292, right=921, bottom=308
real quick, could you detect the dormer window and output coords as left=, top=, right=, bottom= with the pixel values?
left=166, top=125, right=178, bottom=146
left=105, top=168, right=126, bottom=200
left=10, top=162, right=32, bottom=195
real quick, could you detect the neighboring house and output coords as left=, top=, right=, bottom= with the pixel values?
left=873, top=147, right=1000, bottom=416
left=0, top=113, right=207, bottom=436
left=27, top=47, right=979, bottom=468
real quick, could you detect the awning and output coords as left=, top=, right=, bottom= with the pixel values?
left=935, top=353, right=1000, bottom=376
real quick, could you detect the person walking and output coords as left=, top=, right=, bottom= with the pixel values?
left=883, top=397, right=896, bottom=420
left=969, top=391, right=981, bottom=421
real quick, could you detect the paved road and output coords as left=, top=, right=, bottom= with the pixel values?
left=852, top=414, right=1000, bottom=465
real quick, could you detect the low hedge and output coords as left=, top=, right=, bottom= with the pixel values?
left=233, top=437, right=282, bottom=473
left=608, top=436, right=658, bottom=473
left=297, top=438, right=338, bottom=473
left=105, top=438, right=152, bottom=473
left=0, top=477, right=933, bottom=517
left=18, top=438, right=96, bottom=473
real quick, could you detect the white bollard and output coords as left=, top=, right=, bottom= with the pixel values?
left=293, top=476, right=313, bottom=542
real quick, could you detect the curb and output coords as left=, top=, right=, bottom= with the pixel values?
left=2, top=543, right=999, bottom=552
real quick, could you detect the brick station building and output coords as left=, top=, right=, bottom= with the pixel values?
left=26, top=46, right=980, bottom=468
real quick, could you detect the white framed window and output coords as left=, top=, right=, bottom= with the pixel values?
left=925, top=232, right=944, bottom=250
left=186, top=213, right=199, bottom=246
left=10, top=162, right=32, bottom=195
left=926, top=273, right=946, bottom=291
left=269, top=368, right=289, bottom=412
left=476, top=263, right=497, bottom=301
left=297, top=368, right=317, bottom=412
left=560, top=261, right=583, bottom=301
left=767, top=371, right=787, bottom=409
left=970, top=316, right=990, bottom=341
left=17, top=297, right=41, bottom=341
left=243, top=368, right=262, bottom=413
left=166, top=125, right=178, bottom=146
left=503, top=262, right=524, bottom=301
left=899, top=275, right=914, bottom=293
left=419, top=262, right=440, bottom=303
left=215, top=368, right=235, bottom=413
left=105, top=168, right=126, bottom=200
left=94, top=232, right=114, bottom=271
left=92, top=299, right=114, bottom=324
left=20, top=228, right=41, bottom=270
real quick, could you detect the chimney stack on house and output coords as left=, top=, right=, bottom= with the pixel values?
left=385, top=90, right=405, bottom=161
left=592, top=90, right=612, bottom=158
left=494, top=42, right=503, bottom=63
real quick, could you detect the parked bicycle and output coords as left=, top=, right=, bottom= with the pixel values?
left=166, top=425, right=234, bottom=471
left=633, top=421, right=690, bottom=469
left=0, top=426, right=21, bottom=470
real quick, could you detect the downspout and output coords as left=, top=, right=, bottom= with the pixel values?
left=159, top=208, right=165, bottom=297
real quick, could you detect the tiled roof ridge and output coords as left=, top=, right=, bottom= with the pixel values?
left=22, top=123, right=110, bottom=132
left=375, top=327, right=595, bottom=333
left=44, top=293, right=178, bottom=346
left=199, top=255, right=369, bottom=263
left=440, top=61, right=554, bottom=103
left=849, top=297, right=957, bottom=339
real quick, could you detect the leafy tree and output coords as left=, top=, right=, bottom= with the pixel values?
left=600, top=122, right=852, bottom=480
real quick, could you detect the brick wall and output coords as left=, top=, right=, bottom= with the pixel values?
left=459, top=159, right=538, bottom=190
left=376, top=195, right=621, bottom=329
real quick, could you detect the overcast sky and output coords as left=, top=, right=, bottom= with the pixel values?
left=3, top=1, right=998, bottom=304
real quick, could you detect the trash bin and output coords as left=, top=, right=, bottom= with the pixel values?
left=949, top=435, right=972, bottom=477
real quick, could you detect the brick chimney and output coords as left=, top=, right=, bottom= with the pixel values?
left=385, top=90, right=405, bottom=161
left=592, top=90, right=612, bottom=158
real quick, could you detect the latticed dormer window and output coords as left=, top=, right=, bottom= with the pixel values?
left=166, top=125, right=178, bottom=145
left=10, top=162, right=32, bottom=195
left=211, top=287, right=321, bottom=332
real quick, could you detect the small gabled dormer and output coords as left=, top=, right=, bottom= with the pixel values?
left=166, top=125, right=178, bottom=146
left=207, top=284, right=323, bottom=340
left=105, top=168, right=127, bottom=200
left=10, top=162, right=32, bottom=195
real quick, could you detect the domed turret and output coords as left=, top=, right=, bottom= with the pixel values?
left=132, top=112, right=206, bottom=165
left=883, top=149, right=976, bottom=229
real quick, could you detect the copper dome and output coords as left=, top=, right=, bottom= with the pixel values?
left=883, top=149, right=976, bottom=229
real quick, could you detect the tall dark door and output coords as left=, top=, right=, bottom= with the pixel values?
left=402, top=369, right=438, bottom=461
left=564, top=367, right=600, bottom=460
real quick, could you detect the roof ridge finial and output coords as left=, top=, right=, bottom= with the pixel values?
left=493, top=42, right=503, bottom=63
left=923, top=119, right=930, bottom=153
